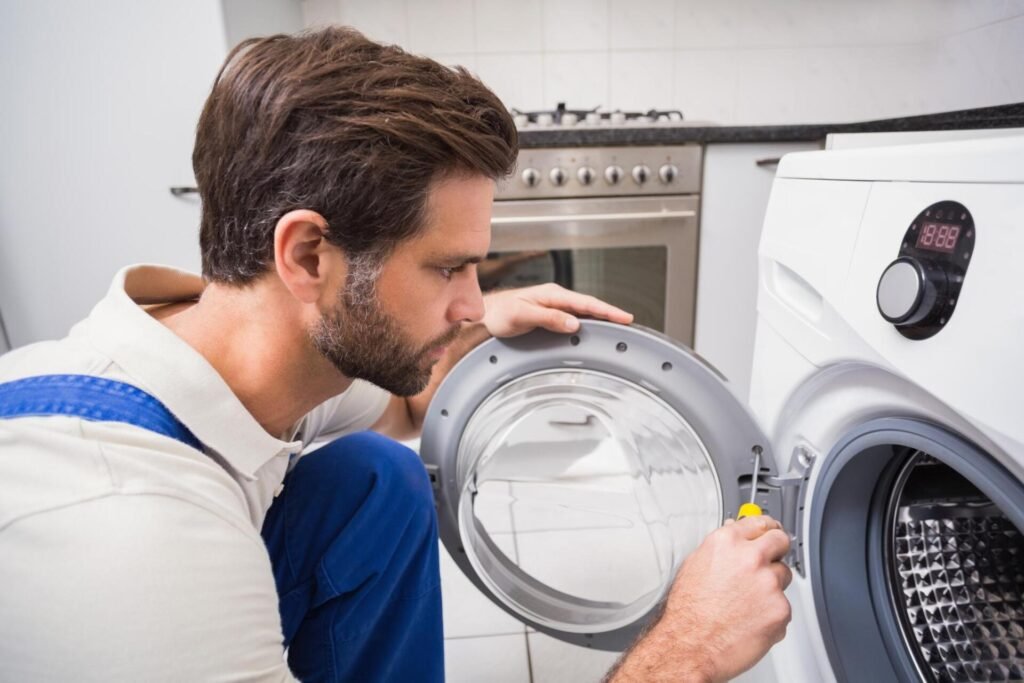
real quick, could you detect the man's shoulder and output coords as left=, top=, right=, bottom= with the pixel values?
left=0, top=324, right=110, bottom=384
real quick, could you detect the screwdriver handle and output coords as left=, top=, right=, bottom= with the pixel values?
left=737, top=502, right=763, bottom=519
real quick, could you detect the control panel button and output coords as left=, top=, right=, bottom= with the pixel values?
left=632, top=164, right=651, bottom=185
left=605, top=165, right=623, bottom=185
left=521, top=168, right=540, bottom=188
left=549, top=167, right=567, bottom=186
left=882, top=200, right=974, bottom=340
left=876, top=257, right=947, bottom=327
left=577, top=167, right=596, bottom=185
left=659, top=164, right=679, bottom=184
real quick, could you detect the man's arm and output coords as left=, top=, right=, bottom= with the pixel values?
left=605, top=516, right=793, bottom=683
left=372, top=283, right=633, bottom=440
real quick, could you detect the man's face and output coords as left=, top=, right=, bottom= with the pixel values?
left=309, top=174, right=493, bottom=395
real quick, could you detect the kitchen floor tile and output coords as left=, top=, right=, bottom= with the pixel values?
left=445, top=633, right=531, bottom=683
left=513, top=525, right=668, bottom=613
left=440, top=532, right=525, bottom=638
left=528, top=631, right=622, bottom=683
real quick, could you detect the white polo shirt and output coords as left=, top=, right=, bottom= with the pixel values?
left=0, top=265, right=390, bottom=682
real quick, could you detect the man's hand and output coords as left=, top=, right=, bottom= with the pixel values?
left=481, top=283, right=634, bottom=338
left=608, top=516, right=793, bottom=683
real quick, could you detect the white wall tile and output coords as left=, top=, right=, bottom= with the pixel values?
left=528, top=632, right=622, bottom=683
left=955, top=0, right=1024, bottom=31
left=476, top=53, right=546, bottom=108
left=301, top=0, right=341, bottom=29
left=544, top=51, right=610, bottom=109
left=988, top=14, right=1024, bottom=103
left=446, top=634, right=531, bottom=683
left=426, top=52, right=478, bottom=71
left=609, top=50, right=674, bottom=111
left=407, top=0, right=476, bottom=54
left=543, top=0, right=610, bottom=51
left=673, top=50, right=737, bottom=123
left=337, top=0, right=408, bottom=46
left=475, top=0, right=543, bottom=53
left=610, top=0, right=675, bottom=50
left=674, top=0, right=739, bottom=48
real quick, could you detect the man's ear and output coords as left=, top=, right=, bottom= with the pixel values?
left=273, top=209, right=345, bottom=304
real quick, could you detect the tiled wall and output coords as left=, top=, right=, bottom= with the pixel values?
left=301, top=0, right=1024, bottom=125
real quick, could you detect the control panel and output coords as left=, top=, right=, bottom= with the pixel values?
left=495, top=145, right=702, bottom=200
left=876, top=200, right=974, bottom=340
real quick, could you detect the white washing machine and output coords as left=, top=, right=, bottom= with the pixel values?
left=754, top=133, right=1024, bottom=682
left=420, top=133, right=1024, bottom=683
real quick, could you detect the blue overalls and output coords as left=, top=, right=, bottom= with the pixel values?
left=0, top=374, right=445, bottom=682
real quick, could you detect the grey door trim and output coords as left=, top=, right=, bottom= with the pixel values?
left=420, top=320, right=774, bottom=650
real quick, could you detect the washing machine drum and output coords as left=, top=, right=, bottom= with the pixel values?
left=889, top=455, right=1024, bottom=682
left=419, top=321, right=774, bottom=651
left=810, top=418, right=1024, bottom=683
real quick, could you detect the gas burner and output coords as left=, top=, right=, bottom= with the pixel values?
left=511, top=102, right=685, bottom=129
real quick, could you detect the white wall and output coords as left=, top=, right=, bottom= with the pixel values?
left=0, top=0, right=306, bottom=348
left=302, top=0, right=1024, bottom=124
left=0, top=1, right=231, bottom=347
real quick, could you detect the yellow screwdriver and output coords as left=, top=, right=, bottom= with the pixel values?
left=737, top=446, right=763, bottom=519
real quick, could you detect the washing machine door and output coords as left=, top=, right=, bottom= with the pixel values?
left=420, top=320, right=777, bottom=650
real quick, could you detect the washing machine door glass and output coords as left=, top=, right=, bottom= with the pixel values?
left=420, top=321, right=774, bottom=650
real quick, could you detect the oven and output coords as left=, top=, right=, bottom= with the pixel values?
left=487, top=144, right=702, bottom=345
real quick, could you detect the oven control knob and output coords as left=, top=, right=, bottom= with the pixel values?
left=549, top=167, right=568, bottom=186
left=605, top=165, right=624, bottom=185
left=577, top=166, right=596, bottom=185
left=521, top=168, right=541, bottom=188
left=632, top=164, right=651, bottom=185
left=876, top=257, right=948, bottom=327
left=659, top=164, right=679, bottom=184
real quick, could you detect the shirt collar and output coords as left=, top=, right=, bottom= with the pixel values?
left=84, top=264, right=302, bottom=479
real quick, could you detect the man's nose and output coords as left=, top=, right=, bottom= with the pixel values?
left=448, top=268, right=486, bottom=323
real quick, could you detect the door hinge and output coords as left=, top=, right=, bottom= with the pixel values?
left=761, top=445, right=816, bottom=577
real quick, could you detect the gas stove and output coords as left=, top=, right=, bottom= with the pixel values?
left=511, top=102, right=687, bottom=130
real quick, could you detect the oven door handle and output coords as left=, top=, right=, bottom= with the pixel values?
left=491, top=209, right=696, bottom=226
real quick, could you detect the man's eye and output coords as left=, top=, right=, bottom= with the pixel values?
left=439, top=265, right=465, bottom=280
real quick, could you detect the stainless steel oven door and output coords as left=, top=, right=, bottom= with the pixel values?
left=488, top=196, right=698, bottom=345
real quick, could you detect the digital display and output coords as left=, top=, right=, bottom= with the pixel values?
left=916, top=221, right=961, bottom=253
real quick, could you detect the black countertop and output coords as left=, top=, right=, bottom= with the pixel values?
left=517, top=102, right=1024, bottom=148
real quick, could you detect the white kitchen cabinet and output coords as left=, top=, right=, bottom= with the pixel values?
left=694, top=141, right=822, bottom=400
left=0, top=0, right=301, bottom=348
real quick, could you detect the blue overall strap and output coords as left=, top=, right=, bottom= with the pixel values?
left=0, top=374, right=203, bottom=451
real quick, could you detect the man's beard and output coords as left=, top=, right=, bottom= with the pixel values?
left=308, top=259, right=462, bottom=397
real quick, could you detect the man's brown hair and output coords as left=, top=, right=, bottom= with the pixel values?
left=193, top=26, right=518, bottom=284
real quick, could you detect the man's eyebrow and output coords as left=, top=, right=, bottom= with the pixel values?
left=433, top=253, right=486, bottom=266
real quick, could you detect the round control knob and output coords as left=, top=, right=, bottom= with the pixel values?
left=577, top=167, right=596, bottom=185
left=521, top=168, right=541, bottom=188
left=585, top=112, right=601, bottom=125
left=632, top=164, right=651, bottom=185
left=876, top=257, right=948, bottom=327
left=610, top=111, right=626, bottom=126
left=536, top=113, right=554, bottom=127
left=658, top=164, right=679, bottom=184
left=549, top=167, right=567, bottom=186
left=512, top=113, right=529, bottom=128
left=605, top=165, right=624, bottom=185
left=561, top=113, right=578, bottom=126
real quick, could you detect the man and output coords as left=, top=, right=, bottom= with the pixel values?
left=0, top=27, right=790, bottom=682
